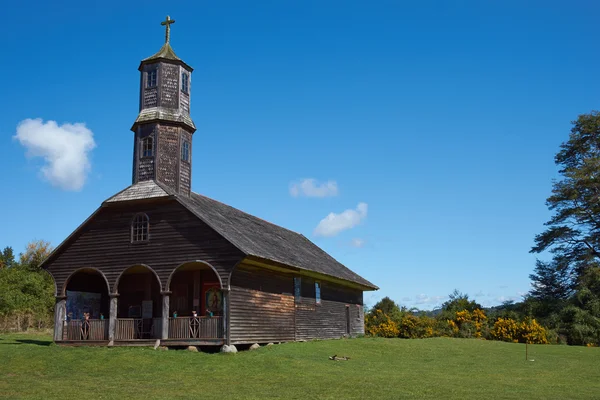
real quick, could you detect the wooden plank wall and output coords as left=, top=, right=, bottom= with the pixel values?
left=229, top=264, right=295, bottom=344
left=229, top=263, right=365, bottom=344
left=46, top=199, right=244, bottom=294
left=295, top=277, right=364, bottom=340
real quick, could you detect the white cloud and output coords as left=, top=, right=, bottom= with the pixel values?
left=414, top=294, right=446, bottom=306
left=14, top=118, right=96, bottom=191
left=314, top=202, right=368, bottom=237
left=350, top=238, right=365, bottom=248
left=290, top=178, right=338, bottom=198
left=474, top=290, right=485, bottom=298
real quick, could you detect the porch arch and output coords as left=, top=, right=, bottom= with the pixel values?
left=113, top=264, right=162, bottom=294
left=43, top=269, right=58, bottom=297
left=61, top=267, right=110, bottom=298
left=166, top=260, right=223, bottom=291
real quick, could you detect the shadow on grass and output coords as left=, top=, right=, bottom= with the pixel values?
left=15, top=339, right=52, bottom=346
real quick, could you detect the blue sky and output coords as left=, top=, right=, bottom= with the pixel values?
left=1, top=0, right=599, bottom=310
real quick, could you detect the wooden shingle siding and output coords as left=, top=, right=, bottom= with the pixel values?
left=229, top=264, right=295, bottom=344
left=46, top=199, right=244, bottom=294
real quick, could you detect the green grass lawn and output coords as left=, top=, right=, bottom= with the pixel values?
left=1, top=334, right=599, bottom=399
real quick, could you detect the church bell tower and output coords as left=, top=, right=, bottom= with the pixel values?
left=131, top=16, right=195, bottom=197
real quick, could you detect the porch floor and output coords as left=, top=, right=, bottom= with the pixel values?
left=55, top=338, right=225, bottom=347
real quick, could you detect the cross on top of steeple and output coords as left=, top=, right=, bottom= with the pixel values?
left=161, top=15, right=176, bottom=44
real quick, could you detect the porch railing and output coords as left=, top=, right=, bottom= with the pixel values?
left=115, top=318, right=161, bottom=340
left=63, top=319, right=107, bottom=340
left=168, top=316, right=223, bottom=339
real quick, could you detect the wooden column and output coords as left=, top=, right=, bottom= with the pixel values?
left=222, top=288, right=230, bottom=345
left=161, top=291, right=171, bottom=340
left=53, top=296, right=66, bottom=342
left=108, top=294, right=119, bottom=343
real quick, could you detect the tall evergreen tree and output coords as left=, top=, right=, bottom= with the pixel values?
left=531, top=111, right=600, bottom=288
left=0, top=247, right=16, bottom=269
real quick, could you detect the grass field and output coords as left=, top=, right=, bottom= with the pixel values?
left=1, top=334, right=599, bottom=399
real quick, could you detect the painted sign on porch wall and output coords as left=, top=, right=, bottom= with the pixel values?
left=202, top=283, right=222, bottom=316
left=66, top=290, right=102, bottom=320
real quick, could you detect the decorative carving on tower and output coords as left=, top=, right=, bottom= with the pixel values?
left=131, top=16, right=195, bottom=196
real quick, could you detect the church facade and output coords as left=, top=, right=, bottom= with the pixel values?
left=42, top=17, right=378, bottom=348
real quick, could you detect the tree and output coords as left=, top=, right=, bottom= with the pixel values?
left=18, top=240, right=53, bottom=271
left=0, top=247, right=15, bottom=269
left=530, top=111, right=600, bottom=287
left=440, top=289, right=481, bottom=313
left=529, top=259, right=573, bottom=300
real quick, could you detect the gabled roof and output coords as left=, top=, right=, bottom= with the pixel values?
left=45, top=180, right=377, bottom=290
left=178, top=191, right=377, bottom=290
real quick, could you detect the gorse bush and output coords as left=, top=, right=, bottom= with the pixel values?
left=365, top=293, right=553, bottom=345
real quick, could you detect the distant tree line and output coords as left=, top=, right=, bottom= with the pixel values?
left=0, top=240, right=54, bottom=332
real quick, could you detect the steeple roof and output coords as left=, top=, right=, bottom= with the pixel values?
left=143, top=42, right=181, bottom=62
left=137, top=16, right=193, bottom=71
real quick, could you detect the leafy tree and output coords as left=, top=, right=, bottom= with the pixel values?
left=530, top=111, right=600, bottom=287
left=370, top=296, right=403, bottom=322
left=529, top=259, right=574, bottom=300
left=0, top=247, right=16, bottom=269
left=19, top=240, right=53, bottom=271
left=0, top=241, right=55, bottom=331
left=440, top=289, right=481, bottom=314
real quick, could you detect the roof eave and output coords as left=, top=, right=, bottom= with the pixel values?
left=244, top=255, right=379, bottom=291
left=138, top=58, right=193, bottom=72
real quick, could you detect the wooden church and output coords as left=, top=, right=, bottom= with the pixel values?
left=42, top=16, right=378, bottom=348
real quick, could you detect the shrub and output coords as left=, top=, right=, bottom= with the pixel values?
left=365, top=310, right=399, bottom=338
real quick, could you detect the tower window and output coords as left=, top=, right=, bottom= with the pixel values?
left=181, top=140, right=190, bottom=162
left=147, top=69, right=157, bottom=88
left=131, top=213, right=149, bottom=242
left=141, top=136, right=154, bottom=158
left=182, top=72, right=189, bottom=94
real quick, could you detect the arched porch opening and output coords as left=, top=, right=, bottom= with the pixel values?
left=115, top=265, right=162, bottom=340
left=166, top=261, right=224, bottom=340
left=63, top=268, right=110, bottom=340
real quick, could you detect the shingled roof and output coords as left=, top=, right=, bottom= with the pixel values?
left=103, top=180, right=377, bottom=290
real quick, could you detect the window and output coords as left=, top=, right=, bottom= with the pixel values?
left=141, top=136, right=154, bottom=158
left=181, top=140, right=190, bottom=162
left=131, top=213, right=149, bottom=242
left=294, top=277, right=301, bottom=303
left=147, top=69, right=157, bottom=88
left=182, top=72, right=189, bottom=94
left=315, top=282, right=321, bottom=305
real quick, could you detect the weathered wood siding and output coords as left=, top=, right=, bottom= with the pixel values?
left=156, top=124, right=179, bottom=191
left=179, top=129, right=192, bottom=196
left=45, top=199, right=244, bottom=294
left=229, top=264, right=295, bottom=344
left=229, top=263, right=365, bottom=344
left=135, top=125, right=156, bottom=182
left=295, top=277, right=364, bottom=340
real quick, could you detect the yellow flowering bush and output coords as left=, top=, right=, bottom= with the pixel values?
left=520, top=318, right=549, bottom=344
left=491, top=318, right=520, bottom=342
left=365, top=309, right=399, bottom=338
left=491, top=317, right=549, bottom=344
